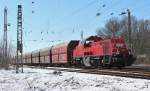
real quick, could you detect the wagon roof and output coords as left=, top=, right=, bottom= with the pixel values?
left=32, top=49, right=40, bottom=53
left=40, top=46, right=52, bottom=52
left=24, top=52, right=31, bottom=56
left=52, top=41, right=70, bottom=49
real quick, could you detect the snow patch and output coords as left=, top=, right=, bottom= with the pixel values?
left=0, top=68, right=150, bottom=91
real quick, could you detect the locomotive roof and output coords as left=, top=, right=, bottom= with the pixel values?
left=85, top=36, right=102, bottom=41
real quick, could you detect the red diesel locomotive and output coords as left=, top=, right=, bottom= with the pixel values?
left=22, top=36, right=135, bottom=68
left=73, top=36, right=134, bottom=68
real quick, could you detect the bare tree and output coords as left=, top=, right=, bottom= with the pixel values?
left=96, top=17, right=121, bottom=38
left=105, top=17, right=121, bottom=38
left=0, top=39, right=15, bottom=69
left=96, top=28, right=108, bottom=38
left=96, top=16, right=150, bottom=64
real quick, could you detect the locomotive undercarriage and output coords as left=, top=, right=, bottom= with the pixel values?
left=101, top=54, right=135, bottom=68
left=73, top=55, right=128, bottom=68
left=102, top=55, right=125, bottom=68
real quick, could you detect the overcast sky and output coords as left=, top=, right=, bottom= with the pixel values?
left=0, top=0, right=150, bottom=53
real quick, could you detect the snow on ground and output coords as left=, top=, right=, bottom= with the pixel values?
left=0, top=68, right=150, bottom=91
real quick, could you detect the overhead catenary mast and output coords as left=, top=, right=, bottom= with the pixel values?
left=127, top=9, right=132, bottom=51
left=16, top=5, right=23, bottom=73
left=119, top=9, right=132, bottom=51
left=3, top=7, right=8, bottom=60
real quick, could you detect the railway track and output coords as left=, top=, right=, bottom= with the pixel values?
left=25, top=65, right=150, bottom=79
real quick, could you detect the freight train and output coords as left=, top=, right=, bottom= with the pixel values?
left=22, top=36, right=135, bottom=68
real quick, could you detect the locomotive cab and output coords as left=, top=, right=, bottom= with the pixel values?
left=102, top=38, right=135, bottom=68
left=111, top=38, right=128, bottom=55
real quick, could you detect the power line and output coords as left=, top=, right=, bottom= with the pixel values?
left=11, top=39, right=61, bottom=42
left=22, top=0, right=121, bottom=40
left=80, top=0, right=122, bottom=31
left=96, top=0, right=122, bottom=16
left=131, top=3, right=150, bottom=18
left=50, top=0, right=98, bottom=29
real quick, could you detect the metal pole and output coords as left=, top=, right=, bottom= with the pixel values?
left=16, top=9, right=19, bottom=73
left=127, top=9, right=132, bottom=50
left=5, top=7, right=7, bottom=58
left=81, top=30, right=83, bottom=41
left=16, top=5, right=23, bottom=73
left=20, top=5, right=23, bottom=73
left=3, top=7, right=8, bottom=62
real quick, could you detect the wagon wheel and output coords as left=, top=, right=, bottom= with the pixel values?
left=83, top=57, right=91, bottom=67
left=101, top=56, right=112, bottom=68
left=108, top=56, right=112, bottom=69
left=117, top=56, right=124, bottom=69
left=102, top=56, right=107, bottom=68
left=101, top=59, right=105, bottom=67
left=90, top=59, right=99, bottom=68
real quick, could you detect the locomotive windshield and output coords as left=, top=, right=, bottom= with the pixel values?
left=115, top=43, right=126, bottom=47
left=111, top=39, right=127, bottom=48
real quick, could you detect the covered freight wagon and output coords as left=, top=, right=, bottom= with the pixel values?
left=31, top=50, right=40, bottom=64
left=39, top=47, right=52, bottom=64
left=51, top=40, right=79, bottom=65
